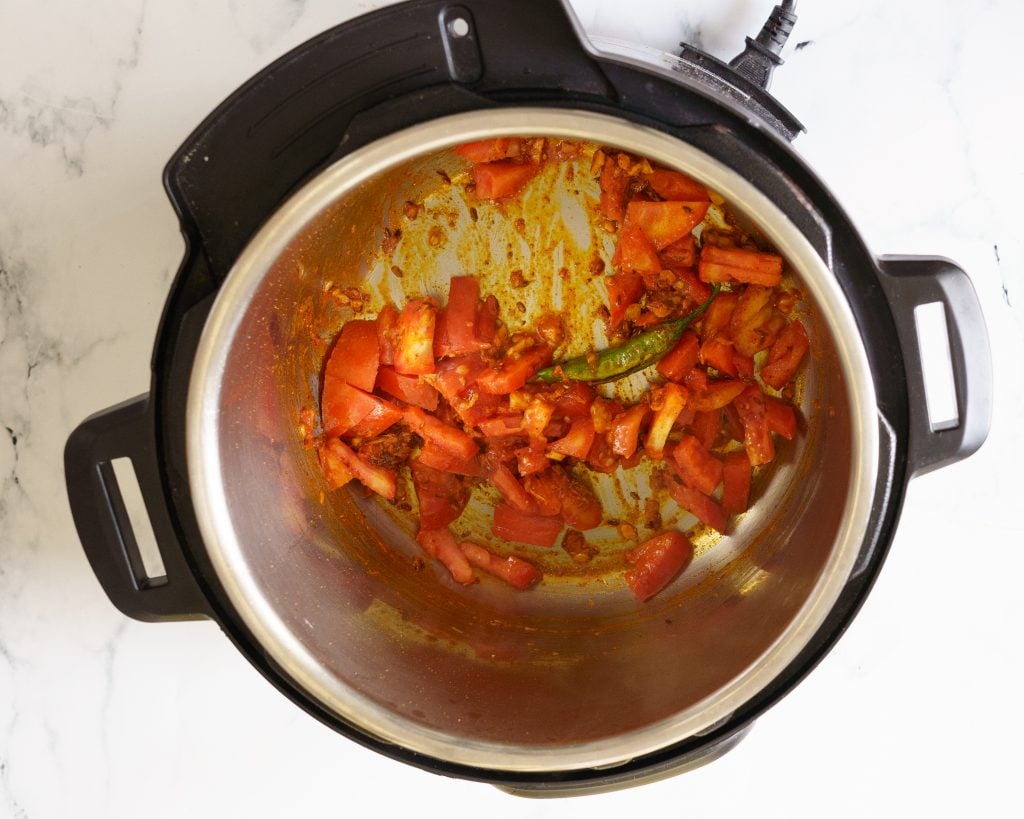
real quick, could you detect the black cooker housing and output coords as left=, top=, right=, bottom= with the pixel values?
left=65, top=0, right=989, bottom=794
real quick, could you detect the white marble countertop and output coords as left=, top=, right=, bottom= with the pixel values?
left=2, top=0, right=1023, bottom=815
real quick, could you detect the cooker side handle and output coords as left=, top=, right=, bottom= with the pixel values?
left=64, top=395, right=213, bottom=622
left=876, top=256, right=993, bottom=476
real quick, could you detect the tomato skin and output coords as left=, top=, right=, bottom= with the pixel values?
left=416, top=527, right=476, bottom=585
left=701, top=245, right=783, bottom=277
left=764, top=396, right=798, bottom=440
left=672, top=434, right=724, bottom=496
left=686, top=379, right=746, bottom=413
left=441, top=276, right=483, bottom=356
left=552, top=381, right=596, bottom=419
left=394, top=298, right=438, bottom=375
left=549, top=417, right=596, bottom=459
left=625, top=200, right=709, bottom=250
left=624, top=530, right=694, bottom=602
left=599, top=156, right=629, bottom=221
left=345, top=394, right=402, bottom=439
left=733, top=385, right=775, bottom=466
left=658, top=234, right=697, bottom=268
left=325, top=320, right=380, bottom=392
left=376, top=366, right=439, bottom=411
left=668, top=478, right=727, bottom=534
left=402, top=406, right=479, bottom=461
left=699, top=337, right=739, bottom=377
left=473, top=160, right=540, bottom=200
left=377, top=305, right=398, bottom=366
left=556, top=472, right=603, bottom=530
left=477, top=345, right=552, bottom=395
left=491, top=502, right=564, bottom=547
left=647, top=169, right=709, bottom=202
left=760, top=320, right=809, bottom=390
left=522, top=470, right=564, bottom=517
left=483, top=453, right=538, bottom=514
left=321, top=380, right=372, bottom=438
left=692, top=409, right=720, bottom=450
left=454, top=138, right=520, bottom=163
left=656, top=330, right=700, bottom=382
left=721, top=450, right=752, bottom=517
left=459, top=541, right=541, bottom=590
left=323, top=437, right=396, bottom=500
left=415, top=440, right=482, bottom=477
left=613, top=224, right=661, bottom=275
left=608, top=403, right=649, bottom=458
left=318, top=442, right=354, bottom=490
left=411, top=462, right=469, bottom=529
left=606, top=272, right=645, bottom=329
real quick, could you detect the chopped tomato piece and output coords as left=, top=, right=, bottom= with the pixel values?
left=402, top=406, right=479, bottom=460
left=668, top=478, right=727, bottom=533
left=672, top=434, right=723, bottom=496
left=477, top=344, right=552, bottom=395
left=377, top=304, right=398, bottom=366
left=318, top=442, right=354, bottom=490
left=459, top=541, right=541, bottom=590
left=608, top=403, right=649, bottom=458
left=549, top=417, right=596, bottom=459
left=473, top=160, right=540, bottom=200
left=411, top=462, right=469, bottom=529
left=612, top=224, right=661, bottom=275
left=321, top=381, right=376, bottom=438
left=672, top=266, right=713, bottom=304
left=656, top=330, right=700, bottom=382
left=553, top=381, right=597, bottom=419
left=556, top=471, right=603, bottom=530
left=698, top=261, right=782, bottom=287
left=416, top=440, right=482, bottom=477
left=646, top=169, right=709, bottom=202
left=483, top=454, right=538, bottom=514
left=730, top=285, right=778, bottom=357
left=701, top=245, right=784, bottom=277
left=441, top=276, right=484, bottom=355
left=416, top=527, right=476, bottom=585
left=764, top=396, right=798, bottom=440
left=599, top=156, right=629, bottom=222
left=699, top=337, right=738, bottom=377
left=323, top=438, right=396, bottom=500
left=700, top=291, right=738, bottom=340
left=624, top=530, right=694, bottom=602
left=523, top=470, right=564, bottom=517
left=687, top=379, right=746, bottom=413
left=721, top=451, right=752, bottom=517
left=733, top=385, right=775, bottom=466
left=454, top=138, right=520, bottom=163
left=346, top=394, right=402, bottom=439
left=377, top=366, right=439, bottom=411
left=760, top=320, right=809, bottom=390
left=586, top=434, right=620, bottom=474
left=516, top=444, right=550, bottom=476
left=394, top=298, right=437, bottom=375
left=645, top=382, right=688, bottom=459
left=434, top=353, right=486, bottom=402
left=476, top=413, right=525, bottom=438
left=692, top=409, right=721, bottom=450
left=606, top=272, right=645, bottom=330
left=491, top=503, right=564, bottom=547
left=659, top=234, right=697, bottom=268
left=325, top=319, right=379, bottom=392
left=475, top=294, right=499, bottom=347
left=625, top=200, right=709, bottom=250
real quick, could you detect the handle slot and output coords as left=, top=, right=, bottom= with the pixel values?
left=106, top=457, right=169, bottom=586
left=912, top=301, right=959, bottom=432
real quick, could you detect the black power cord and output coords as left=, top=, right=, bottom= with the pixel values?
left=727, top=0, right=798, bottom=90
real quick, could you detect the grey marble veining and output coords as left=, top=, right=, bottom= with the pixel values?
left=1, top=0, right=1022, bottom=816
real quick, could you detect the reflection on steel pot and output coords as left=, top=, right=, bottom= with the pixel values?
left=64, top=0, right=991, bottom=795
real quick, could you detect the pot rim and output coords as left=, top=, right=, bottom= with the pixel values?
left=187, top=107, right=879, bottom=772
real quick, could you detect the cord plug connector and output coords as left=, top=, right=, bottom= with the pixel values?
left=728, top=1, right=798, bottom=90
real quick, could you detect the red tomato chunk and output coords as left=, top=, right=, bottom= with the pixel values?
left=625, top=531, right=694, bottom=602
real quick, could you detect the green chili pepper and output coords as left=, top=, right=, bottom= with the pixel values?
left=535, top=284, right=721, bottom=384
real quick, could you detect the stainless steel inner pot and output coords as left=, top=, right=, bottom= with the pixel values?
left=187, top=108, right=879, bottom=772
